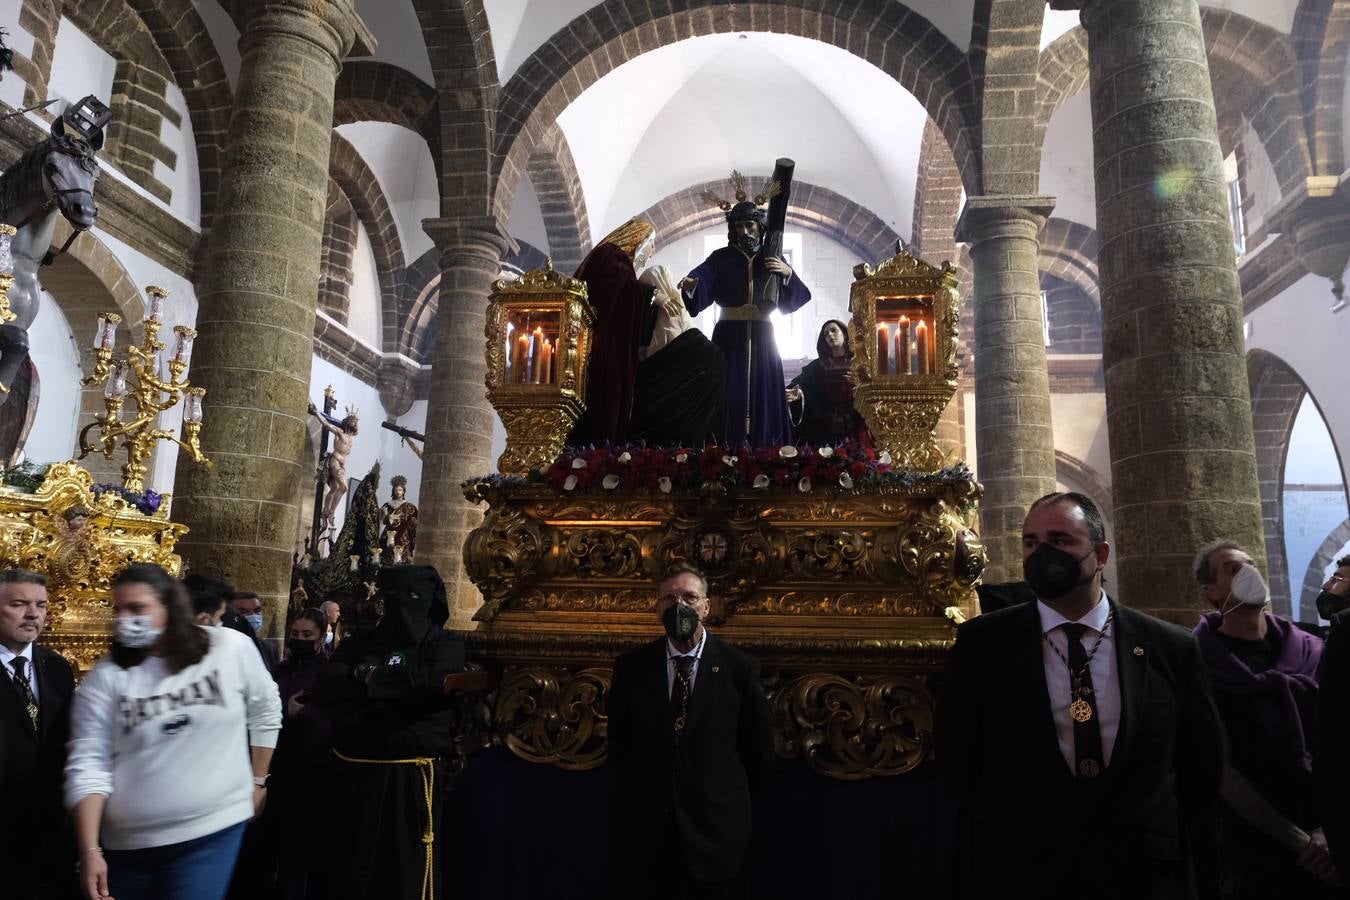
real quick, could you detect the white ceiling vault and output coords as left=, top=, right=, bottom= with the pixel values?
left=195, top=0, right=1307, bottom=256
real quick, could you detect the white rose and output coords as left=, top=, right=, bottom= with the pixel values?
left=563, top=474, right=578, bottom=490
left=602, top=474, right=621, bottom=490
left=797, top=476, right=811, bottom=493
left=658, top=476, right=672, bottom=493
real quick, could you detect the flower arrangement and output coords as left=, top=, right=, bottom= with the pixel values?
left=92, top=483, right=163, bottom=515
left=465, top=441, right=973, bottom=496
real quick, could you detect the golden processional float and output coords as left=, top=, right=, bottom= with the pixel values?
left=458, top=250, right=984, bottom=780
left=0, top=285, right=208, bottom=672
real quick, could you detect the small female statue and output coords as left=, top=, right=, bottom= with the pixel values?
left=786, top=319, right=871, bottom=447
left=378, top=475, right=418, bottom=564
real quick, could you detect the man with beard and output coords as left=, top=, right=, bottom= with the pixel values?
left=938, top=492, right=1226, bottom=900
left=310, top=565, right=465, bottom=900
left=681, top=200, right=811, bottom=447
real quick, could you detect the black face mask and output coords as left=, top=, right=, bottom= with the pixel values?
left=288, top=639, right=319, bottom=659
left=662, top=603, right=700, bottom=643
left=1023, top=544, right=1096, bottom=601
left=1317, top=590, right=1350, bottom=620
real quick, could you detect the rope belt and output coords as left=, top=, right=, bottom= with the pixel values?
left=333, top=750, right=438, bottom=900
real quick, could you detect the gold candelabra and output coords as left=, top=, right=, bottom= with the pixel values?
left=77, top=285, right=211, bottom=492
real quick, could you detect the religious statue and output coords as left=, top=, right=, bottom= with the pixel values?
left=682, top=164, right=811, bottom=447
left=566, top=219, right=680, bottom=446
left=787, top=319, right=872, bottom=447
left=378, top=474, right=418, bottom=564
left=309, top=401, right=358, bottom=529
left=0, top=97, right=110, bottom=403
left=627, top=264, right=727, bottom=447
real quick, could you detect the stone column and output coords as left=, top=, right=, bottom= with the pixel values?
left=957, top=196, right=1058, bottom=582
left=174, top=1, right=373, bottom=636
left=416, top=218, right=511, bottom=624
left=1081, top=0, right=1264, bottom=620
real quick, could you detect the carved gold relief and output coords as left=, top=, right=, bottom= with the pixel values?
left=0, top=461, right=186, bottom=673
left=771, top=673, right=935, bottom=780
left=494, top=667, right=611, bottom=770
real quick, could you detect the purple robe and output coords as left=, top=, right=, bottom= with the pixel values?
left=684, top=246, right=811, bottom=447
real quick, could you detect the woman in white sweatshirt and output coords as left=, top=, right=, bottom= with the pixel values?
left=65, top=563, right=282, bottom=900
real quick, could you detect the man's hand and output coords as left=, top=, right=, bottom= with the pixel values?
left=287, top=692, right=306, bottom=718
left=660, top=293, right=684, bottom=319
left=679, top=276, right=698, bottom=296
left=765, top=257, right=792, bottom=279
left=307, top=401, right=317, bottom=416
left=785, top=386, right=803, bottom=403
left=1297, top=829, right=1337, bottom=882
left=252, top=784, right=268, bottom=820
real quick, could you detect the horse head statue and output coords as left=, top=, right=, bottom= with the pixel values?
left=0, top=102, right=107, bottom=403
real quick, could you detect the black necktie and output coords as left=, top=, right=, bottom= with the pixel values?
left=10, top=656, right=37, bottom=729
left=671, top=655, right=696, bottom=737
left=1061, top=623, right=1104, bottom=779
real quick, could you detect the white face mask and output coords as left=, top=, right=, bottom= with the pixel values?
left=1222, top=564, right=1270, bottom=615
left=116, top=614, right=164, bottom=649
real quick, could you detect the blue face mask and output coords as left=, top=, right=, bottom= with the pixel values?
left=244, top=613, right=264, bottom=633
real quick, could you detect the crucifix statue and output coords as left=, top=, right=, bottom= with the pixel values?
left=308, top=393, right=359, bottom=537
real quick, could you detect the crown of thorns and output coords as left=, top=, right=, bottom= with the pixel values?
left=700, top=170, right=781, bottom=212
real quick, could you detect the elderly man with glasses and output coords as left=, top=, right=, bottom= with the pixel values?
left=607, top=561, right=775, bottom=900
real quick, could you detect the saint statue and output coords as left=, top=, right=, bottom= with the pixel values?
left=378, top=474, right=418, bottom=564
left=681, top=178, right=811, bottom=447
left=627, top=264, right=727, bottom=447
left=787, top=319, right=871, bottom=447
left=567, top=219, right=680, bottom=446
left=309, top=402, right=358, bottom=529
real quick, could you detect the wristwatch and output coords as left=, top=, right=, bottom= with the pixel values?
left=253, top=774, right=270, bottom=788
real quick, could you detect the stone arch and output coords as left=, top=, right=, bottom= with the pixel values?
left=912, top=118, right=964, bottom=264
left=334, top=61, right=441, bottom=170
left=489, top=0, right=978, bottom=222
left=638, top=178, right=903, bottom=266
left=526, top=123, right=590, bottom=277
left=1035, top=10, right=1313, bottom=196
left=1291, top=0, right=1350, bottom=175
left=53, top=0, right=231, bottom=221
left=328, top=133, right=405, bottom=353
left=1246, top=349, right=1313, bottom=615
left=1038, top=218, right=1100, bottom=306
left=1303, top=518, right=1350, bottom=619
left=410, top=0, right=499, bottom=220
left=319, top=179, right=358, bottom=323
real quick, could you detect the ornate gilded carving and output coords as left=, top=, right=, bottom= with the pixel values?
left=493, top=667, right=611, bottom=770
left=772, top=673, right=934, bottom=779
left=462, top=480, right=984, bottom=624
left=483, top=260, right=595, bottom=474
left=850, top=250, right=962, bottom=472
left=0, top=461, right=186, bottom=672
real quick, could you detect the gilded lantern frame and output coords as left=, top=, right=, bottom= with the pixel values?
left=848, top=251, right=962, bottom=472
left=484, top=260, right=596, bottom=474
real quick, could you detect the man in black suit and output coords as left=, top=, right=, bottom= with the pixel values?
left=938, top=492, right=1226, bottom=900
left=1314, top=555, right=1350, bottom=879
left=0, top=568, right=77, bottom=899
left=608, top=561, right=775, bottom=899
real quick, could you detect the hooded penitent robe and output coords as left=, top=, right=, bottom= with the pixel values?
left=683, top=245, right=811, bottom=447
left=310, top=565, right=465, bottom=900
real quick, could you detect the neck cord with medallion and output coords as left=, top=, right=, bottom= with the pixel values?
left=1043, top=609, right=1114, bottom=723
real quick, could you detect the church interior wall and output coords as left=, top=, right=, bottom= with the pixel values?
left=1238, top=120, right=1283, bottom=237
left=1038, top=90, right=1097, bottom=228
left=335, top=121, right=438, bottom=264
left=24, top=292, right=82, bottom=465
left=346, top=220, right=383, bottom=350
left=507, top=174, right=551, bottom=258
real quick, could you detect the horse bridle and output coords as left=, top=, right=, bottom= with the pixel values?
left=14, top=145, right=98, bottom=265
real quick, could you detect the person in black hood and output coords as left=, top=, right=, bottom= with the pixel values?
left=309, top=565, right=465, bottom=900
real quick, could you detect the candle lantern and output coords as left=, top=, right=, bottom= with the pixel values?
left=483, top=259, right=595, bottom=474
left=848, top=249, right=962, bottom=472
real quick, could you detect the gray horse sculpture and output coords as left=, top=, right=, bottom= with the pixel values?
left=0, top=116, right=101, bottom=402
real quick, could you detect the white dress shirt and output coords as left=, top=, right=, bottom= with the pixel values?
left=666, top=627, right=708, bottom=698
left=0, top=641, right=37, bottom=705
left=1038, top=593, right=1120, bottom=770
